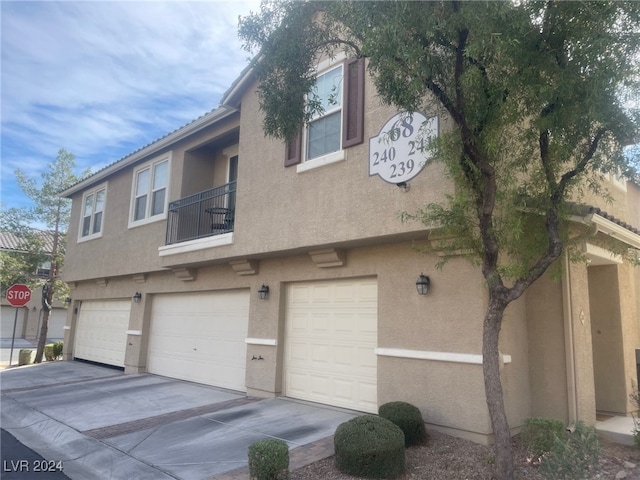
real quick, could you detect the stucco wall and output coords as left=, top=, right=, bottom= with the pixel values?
left=589, top=265, right=627, bottom=413
left=526, top=270, right=570, bottom=422
left=64, top=71, right=455, bottom=283
left=501, top=295, right=532, bottom=434
left=64, top=116, right=241, bottom=282
left=589, top=262, right=640, bottom=414
left=65, top=239, right=536, bottom=442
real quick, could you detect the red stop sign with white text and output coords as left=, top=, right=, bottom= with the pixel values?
left=6, top=284, right=32, bottom=307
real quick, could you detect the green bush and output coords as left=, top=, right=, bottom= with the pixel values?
left=44, top=341, right=64, bottom=361
left=539, top=421, right=600, bottom=480
left=378, top=401, right=427, bottom=446
left=52, top=341, right=63, bottom=359
left=630, top=390, right=640, bottom=448
left=248, top=438, right=289, bottom=480
left=521, top=417, right=567, bottom=457
left=334, top=415, right=405, bottom=479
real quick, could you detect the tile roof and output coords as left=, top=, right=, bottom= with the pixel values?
left=0, top=230, right=55, bottom=254
left=572, top=204, right=640, bottom=235
left=59, top=106, right=236, bottom=197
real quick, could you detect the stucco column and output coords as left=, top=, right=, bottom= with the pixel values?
left=562, top=256, right=596, bottom=425
left=245, top=279, right=281, bottom=398
left=63, top=301, right=78, bottom=361
left=620, top=262, right=640, bottom=412
left=124, top=292, right=150, bottom=374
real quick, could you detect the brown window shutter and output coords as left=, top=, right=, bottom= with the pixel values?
left=284, top=129, right=302, bottom=167
left=342, top=57, right=365, bottom=148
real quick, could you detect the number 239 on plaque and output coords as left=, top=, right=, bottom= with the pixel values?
left=369, top=112, right=438, bottom=184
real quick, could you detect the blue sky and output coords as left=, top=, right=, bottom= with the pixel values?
left=1, top=0, right=260, bottom=213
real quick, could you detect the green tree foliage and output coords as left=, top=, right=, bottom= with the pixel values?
left=239, top=2, right=640, bottom=479
left=2, top=148, right=88, bottom=363
left=0, top=218, right=50, bottom=292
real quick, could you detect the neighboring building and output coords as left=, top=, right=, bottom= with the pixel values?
left=60, top=52, right=640, bottom=444
left=0, top=231, right=68, bottom=340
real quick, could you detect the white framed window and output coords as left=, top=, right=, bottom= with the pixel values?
left=285, top=54, right=364, bottom=172
left=129, top=154, right=170, bottom=227
left=78, top=183, right=107, bottom=242
left=306, top=64, right=343, bottom=162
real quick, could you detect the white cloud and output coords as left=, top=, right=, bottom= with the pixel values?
left=1, top=0, right=260, bottom=210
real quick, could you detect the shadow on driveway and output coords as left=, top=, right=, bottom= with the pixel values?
left=1, top=361, right=358, bottom=479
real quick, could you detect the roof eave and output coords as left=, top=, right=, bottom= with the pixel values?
left=574, top=212, right=640, bottom=250
left=220, top=57, right=258, bottom=109
left=59, top=106, right=238, bottom=198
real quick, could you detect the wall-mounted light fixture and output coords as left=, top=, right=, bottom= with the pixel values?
left=416, top=274, right=430, bottom=295
left=64, top=297, right=72, bottom=307
left=133, top=292, right=142, bottom=304
left=396, top=181, right=410, bottom=192
left=258, top=284, right=269, bottom=300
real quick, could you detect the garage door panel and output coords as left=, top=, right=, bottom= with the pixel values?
left=334, top=379, right=355, bottom=401
left=75, top=300, right=130, bottom=367
left=148, top=290, right=249, bottom=392
left=285, top=278, right=378, bottom=413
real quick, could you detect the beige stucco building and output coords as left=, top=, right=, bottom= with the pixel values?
left=60, top=53, right=640, bottom=444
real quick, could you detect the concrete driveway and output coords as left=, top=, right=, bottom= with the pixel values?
left=0, top=362, right=359, bottom=479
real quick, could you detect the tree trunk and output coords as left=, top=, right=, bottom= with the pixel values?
left=34, top=285, right=52, bottom=363
left=36, top=214, right=61, bottom=364
left=483, top=298, right=514, bottom=480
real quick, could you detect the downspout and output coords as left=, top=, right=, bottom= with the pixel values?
left=562, top=253, right=579, bottom=426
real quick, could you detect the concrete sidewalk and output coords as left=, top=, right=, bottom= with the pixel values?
left=1, top=361, right=358, bottom=479
left=1, top=338, right=63, bottom=369
left=596, top=415, right=636, bottom=446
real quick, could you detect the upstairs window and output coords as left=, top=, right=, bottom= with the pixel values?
left=307, top=65, right=343, bottom=161
left=78, top=183, right=106, bottom=242
left=285, top=57, right=365, bottom=169
left=130, top=155, right=170, bottom=226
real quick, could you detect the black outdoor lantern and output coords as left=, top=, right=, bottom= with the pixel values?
left=258, top=284, right=269, bottom=300
left=133, top=292, right=142, bottom=304
left=416, top=274, right=430, bottom=295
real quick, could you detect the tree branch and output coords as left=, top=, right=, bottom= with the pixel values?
left=508, top=127, right=608, bottom=302
left=556, top=128, right=607, bottom=200
left=539, top=129, right=558, bottom=191
left=316, top=38, right=361, bottom=58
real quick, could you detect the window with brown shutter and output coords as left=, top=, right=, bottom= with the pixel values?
left=284, top=130, right=302, bottom=166
left=284, top=56, right=364, bottom=167
left=342, top=57, right=365, bottom=148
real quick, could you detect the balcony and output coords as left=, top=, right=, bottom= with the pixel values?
left=165, top=182, right=236, bottom=245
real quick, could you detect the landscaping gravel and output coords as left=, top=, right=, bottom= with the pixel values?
left=290, top=430, right=640, bottom=480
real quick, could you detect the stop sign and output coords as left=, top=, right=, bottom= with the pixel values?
left=6, top=284, right=32, bottom=307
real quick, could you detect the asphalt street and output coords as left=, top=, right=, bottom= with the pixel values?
left=1, top=428, right=70, bottom=479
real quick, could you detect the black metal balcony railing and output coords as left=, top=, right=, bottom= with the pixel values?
left=165, top=182, right=236, bottom=245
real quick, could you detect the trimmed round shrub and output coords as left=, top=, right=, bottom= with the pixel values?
left=248, top=438, right=289, bottom=480
left=334, top=415, right=405, bottom=479
left=379, top=401, right=428, bottom=446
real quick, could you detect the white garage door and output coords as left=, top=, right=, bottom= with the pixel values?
left=148, top=290, right=249, bottom=392
left=75, top=300, right=130, bottom=367
left=48, top=308, right=67, bottom=339
left=1, top=305, right=26, bottom=338
left=285, top=278, right=378, bottom=413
